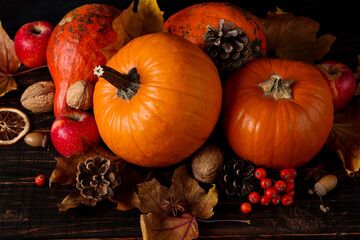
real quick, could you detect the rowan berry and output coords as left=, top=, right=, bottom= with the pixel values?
left=260, top=178, right=272, bottom=189
left=248, top=192, right=260, bottom=204
left=280, top=169, right=291, bottom=180
left=35, top=174, right=46, bottom=186
left=255, top=168, right=266, bottom=180
left=274, top=180, right=286, bottom=192
left=260, top=195, right=271, bottom=206
left=241, top=202, right=252, bottom=214
left=281, top=194, right=294, bottom=206
left=265, top=188, right=278, bottom=199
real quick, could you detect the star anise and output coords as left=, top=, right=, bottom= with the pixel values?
left=162, top=196, right=185, bottom=217
left=303, top=163, right=327, bottom=181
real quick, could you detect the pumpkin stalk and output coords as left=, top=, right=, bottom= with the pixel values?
left=258, top=74, right=294, bottom=100
left=94, top=65, right=141, bottom=101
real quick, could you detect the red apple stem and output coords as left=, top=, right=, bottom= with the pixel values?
left=10, top=65, right=48, bottom=77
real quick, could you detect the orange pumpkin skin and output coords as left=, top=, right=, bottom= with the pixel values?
left=222, top=58, right=334, bottom=169
left=164, top=2, right=266, bottom=59
left=46, top=4, right=121, bottom=117
left=93, top=32, right=222, bottom=168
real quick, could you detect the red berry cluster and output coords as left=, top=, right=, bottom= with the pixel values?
left=240, top=168, right=297, bottom=214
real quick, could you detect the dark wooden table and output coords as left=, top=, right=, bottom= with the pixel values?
left=1, top=1, right=360, bottom=239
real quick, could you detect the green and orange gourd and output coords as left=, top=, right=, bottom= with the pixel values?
left=46, top=4, right=121, bottom=117
left=164, top=2, right=266, bottom=70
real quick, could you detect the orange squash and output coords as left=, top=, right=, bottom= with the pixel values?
left=164, top=2, right=266, bottom=70
left=93, top=32, right=222, bottom=168
left=222, top=58, right=334, bottom=169
left=46, top=4, right=121, bottom=117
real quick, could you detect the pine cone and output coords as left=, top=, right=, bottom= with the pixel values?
left=203, top=19, right=252, bottom=71
left=76, top=156, right=121, bottom=201
left=218, top=158, right=257, bottom=197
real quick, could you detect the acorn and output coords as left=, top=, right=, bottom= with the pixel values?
left=314, top=175, right=338, bottom=196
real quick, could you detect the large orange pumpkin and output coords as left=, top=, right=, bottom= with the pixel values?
left=93, top=32, right=222, bottom=168
left=164, top=2, right=266, bottom=70
left=46, top=4, right=121, bottom=117
left=222, top=58, right=334, bottom=169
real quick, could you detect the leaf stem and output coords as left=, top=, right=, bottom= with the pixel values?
left=196, top=217, right=251, bottom=225
left=10, top=65, right=48, bottom=77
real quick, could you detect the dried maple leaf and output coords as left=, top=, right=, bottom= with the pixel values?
left=101, top=0, right=165, bottom=61
left=49, top=140, right=119, bottom=186
left=137, top=165, right=218, bottom=240
left=108, top=160, right=144, bottom=210
left=58, top=190, right=97, bottom=212
left=50, top=140, right=143, bottom=211
left=0, top=21, right=21, bottom=97
left=259, top=8, right=336, bottom=63
left=327, top=98, right=360, bottom=176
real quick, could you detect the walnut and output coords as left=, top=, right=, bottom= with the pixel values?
left=191, top=144, right=224, bottom=183
left=20, top=81, right=54, bottom=113
left=66, top=80, right=93, bottom=110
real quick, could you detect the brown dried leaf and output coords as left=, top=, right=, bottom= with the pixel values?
left=51, top=140, right=143, bottom=211
left=58, top=189, right=97, bottom=211
left=109, top=161, right=144, bottom=210
left=259, top=9, right=336, bottom=63
left=327, top=98, right=360, bottom=176
left=101, top=0, right=165, bottom=61
left=138, top=165, right=218, bottom=240
left=49, top=140, right=118, bottom=186
left=140, top=213, right=199, bottom=240
left=0, top=21, right=21, bottom=97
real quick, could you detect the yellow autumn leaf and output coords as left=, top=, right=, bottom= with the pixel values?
left=0, top=21, right=21, bottom=97
left=101, top=0, right=165, bottom=61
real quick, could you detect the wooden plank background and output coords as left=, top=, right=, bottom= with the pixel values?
left=1, top=0, right=360, bottom=239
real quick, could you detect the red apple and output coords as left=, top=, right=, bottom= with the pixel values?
left=14, top=21, right=54, bottom=68
left=50, top=109, right=100, bottom=156
left=315, top=60, right=357, bottom=112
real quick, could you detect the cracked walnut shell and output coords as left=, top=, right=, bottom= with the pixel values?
left=20, top=81, right=55, bottom=113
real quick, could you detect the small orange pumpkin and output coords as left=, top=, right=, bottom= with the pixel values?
left=164, top=2, right=266, bottom=71
left=93, top=32, right=222, bottom=168
left=222, top=58, right=334, bottom=169
left=46, top=4, right=121, bottom=117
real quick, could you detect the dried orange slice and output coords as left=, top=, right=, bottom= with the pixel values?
left=0, top=107, right=30, bottom=145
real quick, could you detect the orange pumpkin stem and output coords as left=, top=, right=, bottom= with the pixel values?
left=94, top=65, right=140, bottom=101
left=258, top=74, right=294, bottom=100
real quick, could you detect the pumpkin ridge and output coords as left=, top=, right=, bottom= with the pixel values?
left=127, top=112, right=153, bottom=161
left=141, top=91, right=215, bottom=124
left=282, top=100, right=299, bottom=166
left=143, top=83, right=216, bottom=106
left=136, top=95, right=209, bottom=142
left=144, top=67, right=218, bottom=85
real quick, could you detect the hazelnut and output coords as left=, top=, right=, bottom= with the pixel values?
left=191, top=144, right=224, bottom=183
left=20, top=81, right=54, bottom=113
left=66, top=80, right=94, bottom=110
